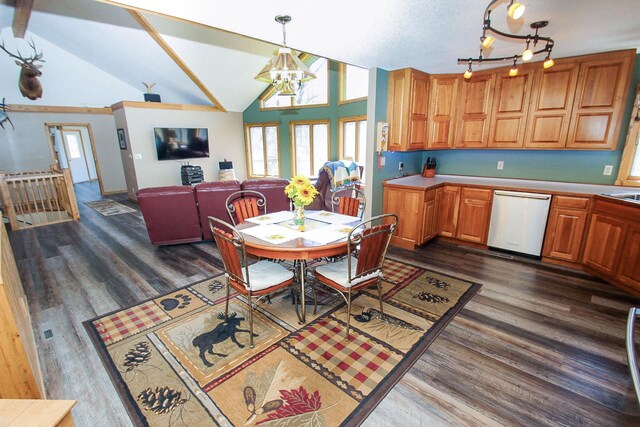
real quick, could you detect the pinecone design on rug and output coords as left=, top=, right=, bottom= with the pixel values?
left=123, top=342, right=152, bottom=372
left=413, top=292, right=450, bottom=304
left=137, top=386, right=187, bottom=415
left=353, top=308, right=423, bottom=331
left=426, top=276, right=451, bottom=291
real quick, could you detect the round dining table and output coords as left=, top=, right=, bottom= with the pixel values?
left=237, top=211, right=357, bottom=323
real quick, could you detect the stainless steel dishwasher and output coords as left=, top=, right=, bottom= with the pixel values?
left=487, top=190, right=552, bottom=256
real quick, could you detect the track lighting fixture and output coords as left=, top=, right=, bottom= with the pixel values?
left=464, top=60, right=473, bottom=79
left=507, top=1, right=525, bottom=19
left=457, top=1, right=555, bottom=78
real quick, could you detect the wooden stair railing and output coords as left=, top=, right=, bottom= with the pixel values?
left=0, top=167, right=79, bottom=230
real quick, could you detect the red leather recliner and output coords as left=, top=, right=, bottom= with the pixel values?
left=136, top=186, right=203, bottom=245
left=194, top=181, right=242, bottom=240
left=241, top=178, right=290, bottom=213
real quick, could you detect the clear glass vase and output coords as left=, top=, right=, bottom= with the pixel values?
left=293, top=204, right=306, bottom=229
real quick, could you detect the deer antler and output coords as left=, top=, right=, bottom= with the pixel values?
left=0, top=39, right=45, bottom=65
left=0, top=40, right=25, bottom=61
left=26, top=39, right=45, bottom=64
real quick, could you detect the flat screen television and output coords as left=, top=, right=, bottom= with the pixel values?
left=154, top=127, right=209, bottom=161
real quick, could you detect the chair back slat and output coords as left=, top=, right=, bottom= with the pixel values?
left=339, top=196, right=360, bottom=217
left=226, top=190, right=266, bottom=225
left=354, top=224, right=393, bottom=276
left=212, top=226, right=244, bottom=283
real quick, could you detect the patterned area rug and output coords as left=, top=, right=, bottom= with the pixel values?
left=85, top=199, right=137, bottom=216
left=84, top=259, right=480, bottom=426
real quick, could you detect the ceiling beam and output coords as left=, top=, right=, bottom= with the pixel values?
left=12, top=0, right=34, bottom=38
left=128, top=10, right=226, bottom=112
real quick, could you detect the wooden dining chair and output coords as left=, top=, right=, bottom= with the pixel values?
left=208, top=216, right=295, bottom=347
left=331, top=187, right=366, bottom=218
left=313, top=214, right=398, bottom=340
left=225, top=190, right=266, bottom=225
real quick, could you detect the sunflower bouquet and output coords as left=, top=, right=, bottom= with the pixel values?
left=284, top=175, right=318, bottom=207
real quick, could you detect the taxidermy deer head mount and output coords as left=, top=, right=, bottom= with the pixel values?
left=0, top=39, right=45, bottom=100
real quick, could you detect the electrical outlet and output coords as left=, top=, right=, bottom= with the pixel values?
left=380, top=157, right=385, bottom=166
left=134, top=153, right=142, bottom=160
left=497, top=161, right=504, bottom=170
left=398, top=161, right=404, bottom=171
left=603, top=165, right=613, bottom=176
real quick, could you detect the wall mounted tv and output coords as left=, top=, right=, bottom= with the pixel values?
left=154, top=127, right=209, bottom=161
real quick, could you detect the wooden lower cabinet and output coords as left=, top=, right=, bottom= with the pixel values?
left=542, top=195, right=591, bottom=263
left=437, top=186, right=461, bottom=237
left=616, top=223, right=640, bottom=290
left=583, top=213, right=626, bottom=276
left=455, top=187, right=492, bottom=244
left=383, top=186, right=425, bottom=249
left=421, top=188, right=441, bottom=243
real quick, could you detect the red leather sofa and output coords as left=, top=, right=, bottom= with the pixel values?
left=137, top=178, right=290, bottom=245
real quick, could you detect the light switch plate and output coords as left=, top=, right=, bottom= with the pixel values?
left=497, top=161, right=504, bottom=170
left=603, top=165, right=613, bottom=175
left=134, top=153, right=142, bottom=160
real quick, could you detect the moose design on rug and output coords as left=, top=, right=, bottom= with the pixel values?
left=192, top=312, right=258, bottom=367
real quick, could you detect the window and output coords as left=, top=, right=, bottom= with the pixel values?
left=65, top=133, right=82, bottom=159
left=260, top=57, right=329, bottom=109
left=616, top=87, right=640, bottom=187
left=244, top=123, right=280, bottom=177
left=339, top=116, right=367, bottom=166
left=290, top=120, right=329, bottom=178
left=338, top=63, right=369, bottom=104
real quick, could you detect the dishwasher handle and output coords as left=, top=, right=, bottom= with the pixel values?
left=627, top=307, right=640, bottom=405
left=494, top=190, right=551, bottom=200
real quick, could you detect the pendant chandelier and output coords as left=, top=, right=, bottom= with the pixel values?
left=255, top=15, right=316, bottom=96
left=457, top=0, right=555, bottom=79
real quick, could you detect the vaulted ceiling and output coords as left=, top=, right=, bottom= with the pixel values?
left=1, top=0, right=639, bottom=112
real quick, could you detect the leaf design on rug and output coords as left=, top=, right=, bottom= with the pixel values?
left=123, top=341, right=152, bottom=371
left=256, top=386, right=322, bottom=424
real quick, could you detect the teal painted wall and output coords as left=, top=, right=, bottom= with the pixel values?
left=243, top=60, right=367, bottom=178
left=421, top=54, right=640, bottom=185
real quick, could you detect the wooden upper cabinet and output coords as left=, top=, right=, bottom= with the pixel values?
left=428, top=75, right=459, bottom=149
left=455, top=74, right=495, bottom=148
left=488, top=68, right=534, bottom=148
left=387, top=68, right=430, bottom=151
left=524, top=62, right=579, bottom=149
left=566, top=51, right=634, bottom=150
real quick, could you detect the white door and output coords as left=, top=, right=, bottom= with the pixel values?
left=62, top=130, right=91, bottom=183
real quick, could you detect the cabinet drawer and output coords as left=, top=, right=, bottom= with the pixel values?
left=555, top=195, right=590, bottom=210
left=461, top=187, right=492, bottom=201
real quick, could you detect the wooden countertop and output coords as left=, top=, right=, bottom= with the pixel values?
left=384, top=174, right=640, bottom=199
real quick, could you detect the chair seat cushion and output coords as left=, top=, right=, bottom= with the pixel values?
left=315, top=256, right=380, bottom=288
left=244, top=260, right=294, bottom=291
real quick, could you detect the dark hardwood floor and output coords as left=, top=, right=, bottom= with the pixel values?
left=8, top=181, right=640, bottom=426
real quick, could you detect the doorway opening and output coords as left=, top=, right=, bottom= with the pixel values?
left=45, top=123, right=105, bottom=195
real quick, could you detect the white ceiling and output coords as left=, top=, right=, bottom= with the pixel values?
left=1, top=0, right=639, bottom=111
left=103, top=0, right=640, bottom=72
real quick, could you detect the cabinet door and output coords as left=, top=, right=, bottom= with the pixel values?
left=437, top=186, right=461, bottom=237
left=428, top=75, right=459, bottom=149
left=421, top=189, right=440, bottom=243
left=455, top=74, right=495, bottom=148
left=384, top=186, right=424, bottom=249
left=583, top=213, right=626, bottom=276
left=566, top=53, right=633, bottom=149
left=524, top=62, right=579, bottom=149
left=455, top=187, right=492, bottom=244
left=542, top=208, right=589, bottom=262
left=408, top=72, right=430, bottom=150
left=387, top=69, right=410, bottom=151
left=616, top=223, right=640, bottom=292
left=488, top=69, right=533, bottom=148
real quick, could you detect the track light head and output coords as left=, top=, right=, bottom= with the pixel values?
left=508, top=1, right=525, bottom=19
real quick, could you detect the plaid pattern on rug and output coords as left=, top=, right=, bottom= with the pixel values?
left=85, top=199, right=137, bottom=216
left=85, top=259, right=480, bottom=426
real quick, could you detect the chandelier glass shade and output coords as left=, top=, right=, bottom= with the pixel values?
left=255, top=15, right=316, bottom=96
left=458, top=0, right=555, bottom=79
